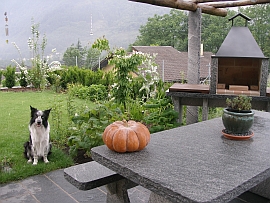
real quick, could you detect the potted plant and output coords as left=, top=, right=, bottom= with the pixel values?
left=222, top=95, right=254, bottom=140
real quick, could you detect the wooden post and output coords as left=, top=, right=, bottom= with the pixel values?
left=186, top=8, right=201, bottom=125
left=202, top=98, right=208, bottom=121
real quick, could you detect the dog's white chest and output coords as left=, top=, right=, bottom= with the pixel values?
left=29, top=124, right=50, bottom=156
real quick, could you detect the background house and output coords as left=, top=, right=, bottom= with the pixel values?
left=133, top=46, right=213, bottom=83
left=94, top=46, right=213, bottom=83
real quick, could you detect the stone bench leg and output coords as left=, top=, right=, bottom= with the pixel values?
left=250, top=177, right=270, bottom=199
left=106, top=179, right=137, bottom=203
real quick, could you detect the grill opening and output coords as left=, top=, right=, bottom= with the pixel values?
left=217, top=58, right=261, bottom=92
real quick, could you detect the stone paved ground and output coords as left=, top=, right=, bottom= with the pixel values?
left=0, top=169, right=269, bottom=203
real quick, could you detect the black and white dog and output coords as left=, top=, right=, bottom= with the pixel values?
left=24, top=106, right=52, bottom=165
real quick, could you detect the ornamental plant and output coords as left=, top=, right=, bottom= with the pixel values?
left=67, top=103, right=117, bottom=157
left=226, top=95, right=252, bottom=112
left=11, top=20, right=61, bottom=90
left=109, top=48, right=147, bottom=109
left=27, top=19, right=48, bottom=89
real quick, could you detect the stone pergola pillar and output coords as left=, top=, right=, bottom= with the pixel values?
left=186, top=8, right=201, bottom=125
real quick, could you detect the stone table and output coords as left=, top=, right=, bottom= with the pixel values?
left=91, top=110, right=270, bottom=203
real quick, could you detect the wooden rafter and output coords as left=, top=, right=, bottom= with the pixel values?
left=191, top=0, right=237, bottom=3
left=129, top=0, right=270, bottom=16
left=200, top=0, right=270, bottom=8
left=129, top=0, right=227, bottom=16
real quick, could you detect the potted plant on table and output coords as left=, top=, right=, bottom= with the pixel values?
left=222, top=95, right=254, bottom=140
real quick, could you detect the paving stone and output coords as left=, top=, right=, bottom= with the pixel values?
left=45, top=169, right=79, bottom=194
left=0, top=183, right=28, bottom=200
left=20, top=174, right=77, bottom=203
left=71, top=188, right=107, bottom=203
left=1, top=193, right=38, bottom=203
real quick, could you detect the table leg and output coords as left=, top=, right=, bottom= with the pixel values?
left=250, top=177, right=270, bottom=199
left=106, top=179, right=137, bottom=203
left=148, top=192, right=175, bottom=203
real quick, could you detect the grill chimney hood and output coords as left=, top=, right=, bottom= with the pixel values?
left=215, top=26, right=266, bottom=58
left=214, top=13, right=267, bottom=59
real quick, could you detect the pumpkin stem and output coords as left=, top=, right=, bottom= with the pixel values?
left=123, top=119, right=129, bottom=127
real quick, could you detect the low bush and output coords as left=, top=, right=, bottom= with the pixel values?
left=3, top=66, right=16, bottom=88
left=68, top=83, right=108, bottom=101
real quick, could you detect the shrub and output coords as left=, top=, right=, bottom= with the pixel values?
left=67, top=103, right=112, bottom=157
left=3, top=66, right=16, bottom=88
left=88, top=84, right=107, bottom=101
left=68, top=84, right=108, bottom=102
left=18, top=67, right=28, bottom=87
left=143, top=97, right=179, bottom=133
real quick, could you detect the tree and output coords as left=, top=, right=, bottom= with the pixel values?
left=131, top=6, right=269, bottom=56
left=63, top=40, right=86, bottom=67
left=63, top=40, right=103, bottom=69
left=132, top=9, right=188, bottom=51
left=241, top=4, right=270, bottom=58
left=201, top=10, right=236, bottom=53
left=85, top=48, right=101, bottom=70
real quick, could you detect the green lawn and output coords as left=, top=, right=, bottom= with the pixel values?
left=0, top=90, right=75, bottom=184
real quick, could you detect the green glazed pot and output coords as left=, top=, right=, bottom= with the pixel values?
left=222, top=108, right=254, bottom=134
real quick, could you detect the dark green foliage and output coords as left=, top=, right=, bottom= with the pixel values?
left=67, top=103, right=113, bottom=157
left=132, top=9, right=188, bottom=51
left=58, top=66, right=114, bottom=90
left=3, top=66, right=16, bottom=88
left=68, top=84, right=108, bottom=102
left=17, top=67, right=28, bottom=87
left=84, top=69, right=104, bottom=86
left=143, top=97, right=179, bottom=133
left=60, top=66, right=80, bottom=89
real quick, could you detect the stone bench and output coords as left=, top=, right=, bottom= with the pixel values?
left=64, top=161, right=137, bottom=202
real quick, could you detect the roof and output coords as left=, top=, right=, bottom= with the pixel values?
left=92, top=58, right=109, bottom=71
left=214, top=27, right=266, bottom=59
left=133, top=46, right=212, bottom=82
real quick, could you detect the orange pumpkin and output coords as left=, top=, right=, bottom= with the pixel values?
left=102, top=120, right=150, bottom=153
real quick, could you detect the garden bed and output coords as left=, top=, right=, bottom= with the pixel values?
left=0, top=87, right=41, bottom=92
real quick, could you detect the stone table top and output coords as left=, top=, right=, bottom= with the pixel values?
left=91, top=111, right=270, bottom=203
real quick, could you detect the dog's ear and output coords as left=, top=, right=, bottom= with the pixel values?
left=30, top=106, right=37, bottom=112
left=30, top=106, right=37, bottom=115
left=44, top=108, right=51, bottom=117
left=30, top=106, right=37, bottom=117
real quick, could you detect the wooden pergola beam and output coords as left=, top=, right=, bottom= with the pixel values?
left=129, top=0, right=197, bottom=11
left=200, top=0, right=270, bottom=8
left=198, top=4, right=227, bottom=16
left=129, top=0, right=228, bottom=16
left=192, top=0, right=236, bottom=3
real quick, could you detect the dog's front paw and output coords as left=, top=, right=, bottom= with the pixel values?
left=33, top=159, right=38, bottom=165
left=44, top=157, right=49, bottom=164
left=27, top=159, right=32, bottom=163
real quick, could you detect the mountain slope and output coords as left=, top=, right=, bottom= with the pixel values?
left=1, top=0, right=170, bottom=61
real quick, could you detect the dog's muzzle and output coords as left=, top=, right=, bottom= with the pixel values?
left=36, top=120, right=42, bottom=127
